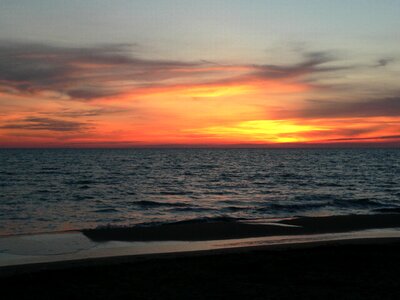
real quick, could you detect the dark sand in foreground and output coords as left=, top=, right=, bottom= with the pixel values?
left=2, top=238, right=400, bottom=299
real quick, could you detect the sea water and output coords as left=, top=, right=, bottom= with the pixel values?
left=1, top=148, right=399, bottom=236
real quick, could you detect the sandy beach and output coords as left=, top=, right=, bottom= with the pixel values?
left=2, top=213, right=400, bottom=267
left=2, top=213, right=400, bottom=299
left=1, top=237, right=400, bottom=299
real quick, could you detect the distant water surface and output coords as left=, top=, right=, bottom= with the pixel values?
left=0, top=149, right=399, bottom=236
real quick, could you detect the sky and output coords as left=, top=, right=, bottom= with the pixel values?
left=0, top=0, right=399, bottom=147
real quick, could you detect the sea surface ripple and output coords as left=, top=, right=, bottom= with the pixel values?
left=0, top=148, right=399, bottom=236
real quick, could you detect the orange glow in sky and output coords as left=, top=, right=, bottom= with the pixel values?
left=0, top=41, right=399, bottom=147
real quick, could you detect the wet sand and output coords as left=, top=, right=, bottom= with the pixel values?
left=1, top=238, right=400, bottom=299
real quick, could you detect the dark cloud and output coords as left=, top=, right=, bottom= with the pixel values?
left=0, top=117, right=89, bottom=131
left=375, top=57, right=395, bottom=67
left=53, top=107, right=127, bottom=117
left=0, top=42, right=355, bottom=101
left=298, top=96, right=400, bottom=118
left=288, top=125, right=387, bottom=142
left=66, top=89, right=119, bottom=100
left=327, top=135, right=400, bottom=141
left=0, top=41, right=203, bottom=100
left=251, top=51, right=349, bottom=79
left=333, top=126, right=385, bottom=136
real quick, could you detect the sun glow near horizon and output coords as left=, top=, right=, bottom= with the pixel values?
left=0, top=1, right=399, bottom=147
left=187, top=120, right=328, bottom=143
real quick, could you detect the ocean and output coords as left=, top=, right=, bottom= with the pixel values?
left=1, top=148, right=399, bottom=236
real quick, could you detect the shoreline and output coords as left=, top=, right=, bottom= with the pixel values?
left=2, top=213, right=400, bottom=270
left=2, top=237, right=400, bottom=299
left=2, top=231, right=400, bottom=277
left=2, top=212, right=400, bottom=241
left=82, top=213, right=400, bottom=242
left=2, top=213, right=400, bottom=298
left=2, top=236, right=400, bottom=276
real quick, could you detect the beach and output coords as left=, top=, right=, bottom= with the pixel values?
left=2, top=213, right=400, bottom=299
left=2, top=213, right=400, bottom=267
left=1, top=149, right=400, bottom=298
left=2, top=237, right=400, bottom=299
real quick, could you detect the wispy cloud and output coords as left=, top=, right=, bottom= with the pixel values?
left=0, top=41, right=204, bottom=100
left=250, top=51, right=348, bottom=79
left=1, top=41, right=398, bottom=146
left=51, top=107, right=128, bottom=118
left=297, top=97, right=400, bottom=118
left=374, top=57, right=395, bottom=68
left=326, top=134, right=400, bottom=142
left=0, top=42, right=351, bottom=102
left=0, top=117, right=90, bottom=132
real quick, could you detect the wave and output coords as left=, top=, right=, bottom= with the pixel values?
left=94, top=216, right=245, bottom=230
left=93, top=208, right=119, bottom=213
left=292, top=194, right=339, bottom=202
left=223, top=206, right=252, bottom=212
left=168, top=207, right=216, bottom=212
left=373, top=207, right=400, bottom=213
left=64, top=179, right=96, bottom=185
left=133, top=200, right=191, bottom=208
left=261, top=202, right=327, bottom=212
left=82, top=213, right=400, bottom=242
left=167, top=216, right=244, bottom=225
left=334, top=198, right=388, bottom=208
left=158, top=191, right=194, bottom=195
left=256, top=198, right=389, bottom=213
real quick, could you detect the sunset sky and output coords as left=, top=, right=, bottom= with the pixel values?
left=0, top=0, right=399, bottom=147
